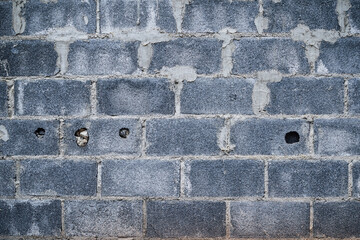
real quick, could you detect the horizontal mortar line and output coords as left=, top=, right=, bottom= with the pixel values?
left=2, top=237, right=360, bottom=240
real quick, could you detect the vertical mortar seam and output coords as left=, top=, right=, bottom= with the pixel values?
left=180, top=159, right=185, bottom=198
left=96, top=0, right=100, bottom=34
left=264, top=159, right=269, bottom=199
left=309, top=117, right=315, bottom=156
left=344, top=77, right=349, bottom=115
left=226, top=201, right=231, bottom=239
left=309, top=200, right=314, bottom=238
left=348, top=160, right=353, bottom=198
left=90, top=79, right=97, bottom=116
left=140, top=118, right=147, bottom=157
left=7, top=80, right=14, bottom=118
left=61, top=200, right=65, bottom=237
left=96, top=160, right=102, bottom=199
left=15, top=159, right=20, bottom=198
left=59, top=119, right=65, bottom=156
left=142, top=199, right=147, bottom=238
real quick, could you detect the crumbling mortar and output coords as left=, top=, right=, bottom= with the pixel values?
left=6, top=80, right=14, bottom=117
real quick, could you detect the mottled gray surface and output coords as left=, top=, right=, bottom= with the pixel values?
left=0, top=1, right=12, bottom=36
left=97, top=78, right=175, bottom=115
left=314, top=119, right=360, bottom=155
left=268, top=160, right=348, bottom=197
left=146, top=118, right=222, bottom=156
left=182, top=0, right=257, bottom=33
left=0, top=200, right=61, bottom=236
left=0, top=81, right=7, bottom=117
left=233, top=38, right=310, bottom=74
left=231, top=201, right=310, bottom=238
left=263, top=0, right=339, bottom=32
left=0, top=120, right=59, bottom=156
left=146, top=201, right=226, bottom=238
left=102, top=159, right=180, bottom=197
left=230, top=119, right=310, bottom=155
left=181, top=78, right=254, bottom=114
left=349, top=78, right=360, bottom=114
left=65, top=200, right=142, bottom=237
left=349, top=0, right=360, bottom=33
left=184, top=159, right=264, bottom=197
left=14, top=80, right=91, bottom=116
left=67, top=40, right=139, bottom=75
left=314, top=201, right=360, bottom=238
left=20, top=159, right=97, bottom=196
left=316, top=38, right=360, bottom=74
left=352, top=162, right=360, bottom=197
left=149, top=38, right=222, bottom=74
left=0, top=160, right=15, bottom=196
left=266, top=77, right=344, bottom=114
left=63, top=119, right=141, bottom=155
left=0, top=41, right=57, bottom=76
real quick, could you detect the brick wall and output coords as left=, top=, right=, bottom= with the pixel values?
left=0, top=0, right=360, bottom=238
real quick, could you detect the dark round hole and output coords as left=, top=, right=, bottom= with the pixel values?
left=285, top=131, right=300, bottom=144
left=34, top=128, right=45, bottom=138
left=75, top=128, right=89, bottom=147
left=119, top=128, right=130, bottom=138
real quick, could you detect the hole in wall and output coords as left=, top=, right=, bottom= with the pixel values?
left=285, top=131, right=300, bottom=144
left=119, top=128, right=130, bottom=138
left=34, top=128, right=45, bottom=138
left=75, top=128, right=89, bottom=147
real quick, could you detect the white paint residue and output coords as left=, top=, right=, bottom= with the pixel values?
left=336, top=0, right=352, bottom=35
left=171, top=0, right=192, bottom=32
left=138, top=44, right=153, bottom=71
left=254, top=15, right=269, bottom=34
left=40, top=0, right=57, bottom=3
left=316, top=60, right=329, bottom=74
left=12, top=0, right=27, bottom=34
left=0, top=60, right=10, bottom=76
left=0, top=125, right=9, bottom=142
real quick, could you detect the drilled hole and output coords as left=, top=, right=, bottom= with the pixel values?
left=285, top=131, right=300, bottom=144
left=75, top=128, right=89, bottom=147
left=119, top=128, right=130, bottom=138
left=34, top=128, right=45, bottom=138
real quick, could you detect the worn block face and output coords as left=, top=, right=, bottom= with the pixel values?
left=230, top=119, right=310, bottom=155
left=230, top=201, right=310, bottom=238
left=349, top=78, right=360, bottom=114
left=0, top=120, right=59, bottom=156
left=63, top=119, right=141, bottom=155
left=182, top=0, right=257, bottom=33
left=0, top=200, right=61, bottom=236
left=146, top=118, right=222, bottom=156
left=67, top=40, right=139, bottom=75
left=146, top=201, right=226, bottom=238
left=0, top=1, right=12, bottom=36
left=0, top=81, right=7, bottom=117
left=349, top=0, right=360, bottom=33
left=97, top=78, right=175, bottom=115
left=314, top=119, right=360, bottom=155
left=14, top=80, right=91, bottom=116
left=0, top=160, right=15, bottom=196
left=181, top=78, right=254, bottom=114
left=352, top=162, right=360, bottom=197
left=184, top=159, right=264, bottom=197
left=233, top=38, right=310, bottom=74
left=65, top=200, right=143, bottom=237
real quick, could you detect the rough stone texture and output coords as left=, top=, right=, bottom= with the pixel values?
left=181, top=78, right=254, bottom=114
left=63, top=119, right=141, bottom=155
left=268, top=160, right=348, bottom=197
left=266, top=77, right=344, bottom=115
left=0, top=120, right=59, bottom=156
left=20, top=159, right=97, bottom=196
left=0, top=41, right=57, bottom=76
left=184, top=159, right=264, bottom=197
left=97, top=78, right=175, bottom=115
left=263, top=0, right=339, bottom=32
left=0, top=81, right=7, bottom=117
left=353, top=162, right=360, bottom=197
left=233, top=38, right=310, bottom=74
left=0, top=1, right=12, bottom=36
left=0, top=200, right=61, bottom=236
left=149, top=38, right=222, bottom=74
left=102, top=159, right=180, bottom=197
left=314, top=201, right=360, bottom=238
left=316, top=38, right=360, bottom=74
left=314, top=119, right=360, bottom=156
left=231, top=201, right=310, bottom=238
left=65, top=200, right=142, bottom=237
left=67, top=40, right=139, bottom=75
left=146, top=201, right=226, bottom=238
left=349, top=78, right=360, bottom=114
left=230, top=119, right=310, bottom=155
left=349, top=0, right=360, bottom=33
left=146, top=118, right=222, bottom=156
left=14, top=80, right=91, bottom=116
left=182, top=0, right=257, bottom=33
left=0, top=160, right=15, bottom=196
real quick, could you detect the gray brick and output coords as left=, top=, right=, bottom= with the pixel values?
left=263, top=0, right=339, bottom=33
left=314, top=119, right=360, bottom=155
left=14, top=80, right=91, bottom=116
left=185, top=159, right=264, bottom=197
left=63, top=119, right=141, bottom=155
left=149, top=38, right=222, bottom=74
left=146, top=201, right=226, bottom=238
left=0, top=120, right=59, bottom=156
left=67, top=40, right=139, bottom=75
left=182, top=0, right=257, bottom=33
left=233, top=38, right=310, bottom=74
left=349, top=0, right=360, bottom=33
left=230, top=119, right=310, bottom=155
left=181, top=78, right=254, bottom=114
left=316, top=38, right=360, bottom=74
left=0, top=1, right=12, bottom=36
left=0, top=81, right=7, bottom=117
left=314, top=201, right=360, bottom=238
left=269, top=160, right=348, bottom=197
left=0, top=200, right=61, bottom=236
left=0, top=160, right=15, bottom=196
left=65, top=200, right=142, bottom=237
left=20, top=159, right=97, bottom=196
left=146, top=118, right=222, bottom=156
left=97, top=78, right=175, bottom=116
left=266, top=77, right=344, bottom=115
left=23, top=0, right=96, bottom=35
left=349, top=78, right=360, bottom=114
left=352, top=162, right=360, bottom=197
left=102, top=159, right=179, bottom=197
left=231, top=201, right=310, bottom=238
left=0, top=41, right=57, bottom=76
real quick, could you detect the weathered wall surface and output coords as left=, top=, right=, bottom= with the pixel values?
left=0, top=0, right=360, bottom=238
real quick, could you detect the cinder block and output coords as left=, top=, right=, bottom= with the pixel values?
left=0, top=160, right=15, bottom=196
left=349, top=78, right=360, bottom=114
left=0, top=81, right=7, bottom=117
left=0, top=1, right=12, bottom=36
